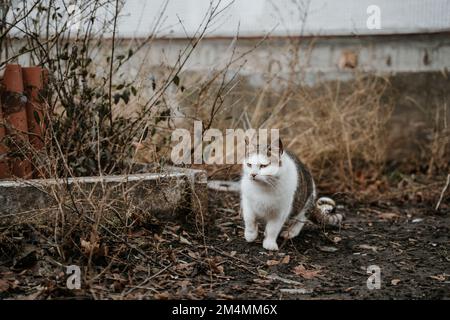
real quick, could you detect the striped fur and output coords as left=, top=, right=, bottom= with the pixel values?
left=281, top=151, right=344, bottom=239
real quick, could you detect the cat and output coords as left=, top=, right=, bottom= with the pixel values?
left=240, top=137, right=344, bottom=251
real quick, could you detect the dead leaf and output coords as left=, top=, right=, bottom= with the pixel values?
left=429, top=274, right=446, bottom=281
left=194, top=286, right=206, bottom=296
left=253, top=278, right=272, bottom=285
left=80, top=230, right=104, bottom=256
left=179, top=235, right=191, bottom=245
left=207, top=259, right=225, bottom=275
left=187, top=251, right=199, bottom=259
left=391, top=279, right=401, bottom=286
left=258, top=269, right=268, bottom=277
left=293, top=264, right=322, bottom=279
left=179, top=280, right=192, bottom=288
left=216, top=265, right=224, bottom=274
left=358, top=244, right=378, bottom=252
left=0, top=279, right=10, bottom=292
left=378, top=213, right=400, bottom=220
left=281, top=255, right=291, bottom=264
left=266, top=259, right=280, bottom=266
left=175, top=263, right=193, bottom=271
left=154, top=292, right=170, bottom=300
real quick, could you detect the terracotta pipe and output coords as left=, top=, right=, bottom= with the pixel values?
left=23, top=67, right=48, bottom=178
left=23, top=67, right=44, bottom=148
left=2, top=64, right=32, bottom=178
left=0, top=90, right=12, bottom=179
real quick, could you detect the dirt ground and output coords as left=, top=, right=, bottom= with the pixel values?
left=0, top=181, right=449, bottom=300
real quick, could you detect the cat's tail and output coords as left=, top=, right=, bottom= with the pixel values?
left=311, top=197, right=345, bottom=227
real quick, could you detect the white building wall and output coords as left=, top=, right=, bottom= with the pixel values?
left=118, top=0, right=450, bottom=38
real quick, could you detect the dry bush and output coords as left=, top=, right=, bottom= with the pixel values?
left=166, top=72, right=393, bottom=194
left=426, top=102, right=450, bottom=175
left=266, top=75, right=394, bottom=192
left=0, top=0, right=228, bottom=275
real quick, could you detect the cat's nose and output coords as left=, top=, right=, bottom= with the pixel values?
left=250, top=173, right=256, bottom=179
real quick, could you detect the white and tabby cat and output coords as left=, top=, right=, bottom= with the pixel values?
left=241, top=138, right=344, bottom=251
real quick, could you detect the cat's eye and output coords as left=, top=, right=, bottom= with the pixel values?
left=260, top=164, right=269, bottom=168
left=246, top=163, right=252, bottom=168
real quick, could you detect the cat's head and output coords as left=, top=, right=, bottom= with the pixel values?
left=243, top=136, right=284, bottom=183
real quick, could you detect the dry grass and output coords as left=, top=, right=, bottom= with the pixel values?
left=151, top=72, right=393, bottom=193
left=247, top=74, right=394, bottom=192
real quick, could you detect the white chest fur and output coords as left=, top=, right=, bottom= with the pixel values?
left=241, top=153, right=298, bottom=219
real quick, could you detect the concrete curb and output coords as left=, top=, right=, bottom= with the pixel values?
left=0, top=166, right=208, bottom=228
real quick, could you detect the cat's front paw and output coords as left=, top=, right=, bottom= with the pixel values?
left=263, top=239, right=279, bottom=251
left=244, top=229, right=258, bottom=242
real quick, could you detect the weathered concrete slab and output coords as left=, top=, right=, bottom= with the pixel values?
left=208, top=180, right=240, bottom=193
left=0, top=167, right=208, bottom=228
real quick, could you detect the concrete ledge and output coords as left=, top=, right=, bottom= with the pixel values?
left=0, top=167, right=208, bottom=228
left=207, top=180, right=240, bottom=193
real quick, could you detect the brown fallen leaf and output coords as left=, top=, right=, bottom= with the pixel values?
left=378, top=213, right=400, bottom=220
left=281, top=255, right=291, bottom=264
left=0, top=279, right=10, bottom=292
left=253, top=278, right=273, bottom=285
left=179, top=235, right=192, bottom=245
left=194, top=285, right=206, bottom=296
left=154, top=292, right=170, bottom=300
left=187, top=250, right=199, bottom=259
left=266, top=259, right=280, bottom=266
left=175, top=262, right=193, bottom=271
left=207, top=258, right=225, bottom=275
left=258, top=269, right=268, bottom=277
left=391, top=279, right=401, bottom=286
left=81, top=238, right=99, bottom=254
left=293, top=264, right=322, bottom=279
